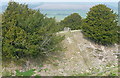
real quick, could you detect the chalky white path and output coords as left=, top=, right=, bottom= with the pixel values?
left=38, top=30, right=118, bottom=76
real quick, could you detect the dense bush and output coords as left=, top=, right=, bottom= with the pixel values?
left=82, top=4, right=118, bottom=45
left=2, top=2, right=64, bottom=62
left=60, top=13, right=82, bottom=30
left=117, top=26, right=120, bottom=44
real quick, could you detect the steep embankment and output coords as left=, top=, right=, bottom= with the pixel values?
left=38, top=30, right=118, bottom=76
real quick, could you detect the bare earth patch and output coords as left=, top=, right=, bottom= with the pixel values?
left=38, top=30, right=118, bottom=76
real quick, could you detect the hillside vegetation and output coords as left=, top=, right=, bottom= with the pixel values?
left=2, top=30, right=118, bottom=76
left=82, top=4, right=118, bottom=45
left=2, top=1, right=119, bottom=76
left=60, top=13, right=82, bottom=30
left=2, top=2, right=64, bottom=63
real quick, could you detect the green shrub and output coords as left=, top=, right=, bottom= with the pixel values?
left=2, top=2, right=63, bottom=62
left=117, top=26, right=120, bottom=44
left=82, top=4, right=118, bottom=45
left=15, top=69, right=35, bottom=76
left=60, top=13, right=82, bottom=30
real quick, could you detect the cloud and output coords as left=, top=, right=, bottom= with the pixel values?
left=34, top=4, right=94, bottom=10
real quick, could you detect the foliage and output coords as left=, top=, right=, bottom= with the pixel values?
left=82, top=4, right=118, bottom=45
left=14, top=65, right=47, bottom=76
left=60, top=13, right=82, bottom=30
left=2, top=1, right=63, bottom=62
left=15, top=69, right=35, bottom=76
left=0, top=19, right=1, bottom=48
left=117, top=26, right=120, bottom=44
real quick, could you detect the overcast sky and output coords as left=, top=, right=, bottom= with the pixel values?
left=0, top=0, right=120, bottom=2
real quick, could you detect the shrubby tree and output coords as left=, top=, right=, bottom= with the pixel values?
left=117, top=26, right=120, bottom=44
left=82, top=4, right=118, bottom=45
left=60, top=13, right=82, bottom=30
left=0, top=14, right=1, bottom=42
left=2, top=2, right=63, bottom=62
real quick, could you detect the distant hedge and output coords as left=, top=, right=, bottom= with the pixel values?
left=82, top=4, right=118, bottom=45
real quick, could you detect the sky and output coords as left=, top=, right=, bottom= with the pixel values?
left=0, top=0, right=119, bottom=20
left=0, top=0, right=120, bottom=3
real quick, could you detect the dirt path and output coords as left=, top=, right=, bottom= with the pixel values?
left=38, top=30, right=118, bottom=76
